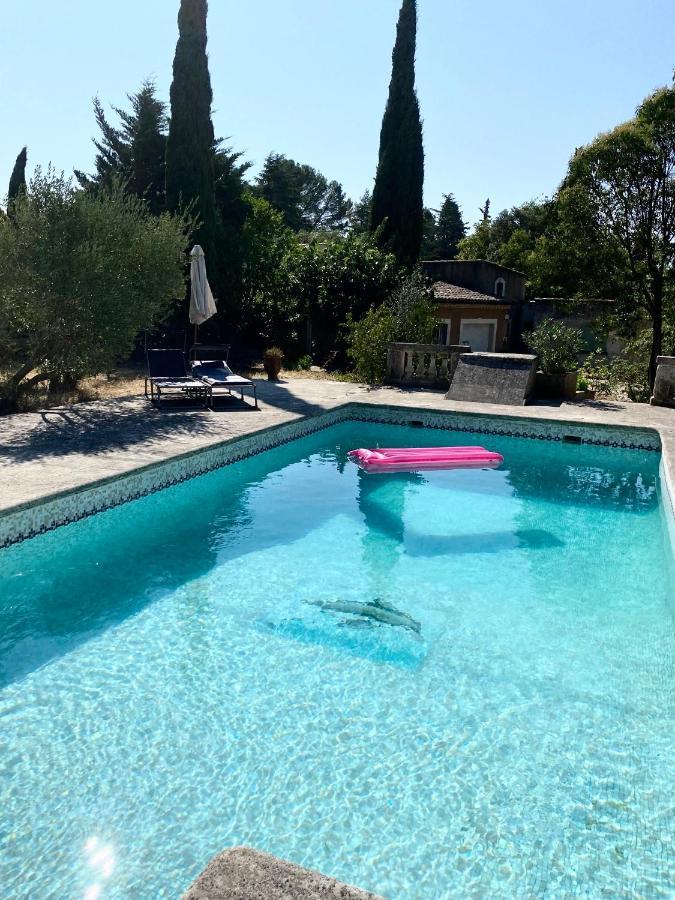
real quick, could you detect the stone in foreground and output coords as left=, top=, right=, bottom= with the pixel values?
left=447, top=352, right=537, bottom=405
left=182, top=847, right=386, bottom=900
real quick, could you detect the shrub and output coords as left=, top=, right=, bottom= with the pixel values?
left=525, top=318, right=585, bottom=374
left=581, top=351, right=649, bottom=402
left=346, top=271, right=436, bottom=383
left=389, top=269, right=436, bottom=344
left=346, top=304, right=396, bottom=384
left=292, top=354, right=312, bottom=371
left=580, top=324, right=675, bottom=402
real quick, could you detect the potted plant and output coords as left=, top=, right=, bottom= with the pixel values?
left=263, top=347, right=284, bottom=381
left=525, top=318, right=585, bottom=399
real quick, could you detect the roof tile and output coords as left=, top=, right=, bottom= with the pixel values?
left=432, top=281, right=510, bottom=305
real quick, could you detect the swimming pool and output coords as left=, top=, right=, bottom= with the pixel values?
left=0, top=419, right=673, bottom=897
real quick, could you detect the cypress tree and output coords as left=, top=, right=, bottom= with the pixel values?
left=434, top=194, right=466, bottom=258
left=370, top=0, right=424, bottom=268
left=165, top=0, right=217, bottom=265
left=7, top=147, right=28, bottom=209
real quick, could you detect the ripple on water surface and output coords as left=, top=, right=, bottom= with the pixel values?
left=0, top=422, right=673, bottom=898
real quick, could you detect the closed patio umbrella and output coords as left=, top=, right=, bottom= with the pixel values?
left=189, top=245, right=217, bottom=341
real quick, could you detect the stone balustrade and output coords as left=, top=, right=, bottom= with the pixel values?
left=386, top=342, right=470, bottom=388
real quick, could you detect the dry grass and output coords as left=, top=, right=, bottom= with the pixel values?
left=78, top=366, right=147, bottom=400
left=242, top=367, right=346, bottom=382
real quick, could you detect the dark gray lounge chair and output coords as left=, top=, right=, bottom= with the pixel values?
left=145, top=349, right=212, bottom=408
left=190, top=359, right=259, bottom=409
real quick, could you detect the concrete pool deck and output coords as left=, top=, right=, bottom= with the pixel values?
left=1, top=377, right=674, bottom=516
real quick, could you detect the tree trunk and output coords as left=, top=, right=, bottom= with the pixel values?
left=48, top=373, right=79, bottom=395
left=648, top=289, right=663, bottom=390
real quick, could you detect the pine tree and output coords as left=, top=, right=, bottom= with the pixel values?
left=420, top=208, right=437, bottom=258
left=7, top=147, right=27, bottom=209
left=128, top=83, right=168, bottom=214
left=350, top=191, right=372, bottom=233
left=434, top=194, right=466, bottom=258
left=165, top=0, right=217, bottom=265
left=75, top=82, right=167, bottom=214
left=255, top=154, right=352, bottom=232
left=370, top=0, right=424, bottom=267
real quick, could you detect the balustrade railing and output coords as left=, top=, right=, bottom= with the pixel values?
left=386, top=343, right=471, bottom=388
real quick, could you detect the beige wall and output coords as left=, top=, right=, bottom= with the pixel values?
left=435, top=304, right=510, bottom=350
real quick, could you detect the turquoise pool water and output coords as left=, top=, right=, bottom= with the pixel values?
left=0, top=421, right=673, bottom=898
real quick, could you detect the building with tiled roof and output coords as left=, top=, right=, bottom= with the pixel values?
left=422, top=259, right=526, bottom=352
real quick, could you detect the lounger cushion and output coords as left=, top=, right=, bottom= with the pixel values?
left=191, top=360, right=254, bottom=388
left=201, top=375, right=253, bottom=387
left=191, top=360, right=233, bottom=377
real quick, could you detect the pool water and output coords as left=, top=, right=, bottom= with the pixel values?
left=0, top=421, right=673, bottom=898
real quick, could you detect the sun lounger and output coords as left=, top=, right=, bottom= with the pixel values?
left=145, top=349, right=212, bottom=408
left=190, top=359, right=259, bottom=410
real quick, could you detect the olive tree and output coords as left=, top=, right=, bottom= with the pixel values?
left=0, top=169, right=191, bottom=411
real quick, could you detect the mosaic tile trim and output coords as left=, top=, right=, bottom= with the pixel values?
left=348, top=403, right=662, bottom=452
left=0, top=403, right=662, bottom=549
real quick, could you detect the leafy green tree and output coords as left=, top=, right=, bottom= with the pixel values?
left=432, top=194, right=466, bottom=259
left=527, top=196, right=625, bottom=302
left=287, top=232, right=400, bottom=361
left=554, top=82, right=675, bottom=386
left=0, top=170, right=191, bottom=411
left=166, top=0, right=217, bottom=265
left=457, top=199, right=564, bottom=297
left=7, top=147, right=27, bottom=212
left=456, top=218, right=492, bottom=261
left=75, top=82, right=168, bottom=214
left=248, top=229, right=398, bottom=361
left=254, top=153, right=352, bottom=232
left=370, top=0, right=424, bottom=267
left=239, top=194, right=296, bottom=339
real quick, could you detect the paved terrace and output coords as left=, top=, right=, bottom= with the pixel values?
left=1, top=378, right=674, bottom=515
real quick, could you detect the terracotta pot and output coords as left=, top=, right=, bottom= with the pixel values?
left=535, top=371, right=578, bottom=400
left=263, top=356, right=283, bottom=381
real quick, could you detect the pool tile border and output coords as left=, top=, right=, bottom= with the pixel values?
left=0, top=403, right=662, bottom=549
left=349, top=403, right=661, bottom=451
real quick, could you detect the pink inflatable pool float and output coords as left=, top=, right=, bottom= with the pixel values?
left=348, top=446, right=504, bottom=473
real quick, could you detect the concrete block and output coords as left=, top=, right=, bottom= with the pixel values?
left=651, top=356, right=675, bottom=407
left=446, top=353, right=537, bottom=406
left=182, top=847, right=386, bottom=900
